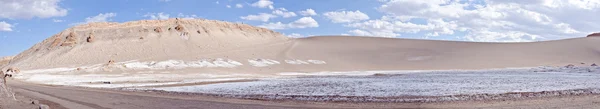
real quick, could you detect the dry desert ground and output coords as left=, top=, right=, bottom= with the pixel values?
left=2, top=19, right=600, bottom=109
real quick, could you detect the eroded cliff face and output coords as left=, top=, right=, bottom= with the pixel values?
left=7, top=18, right=289, bottom=69
left=0, top=56, right=13, bottom=68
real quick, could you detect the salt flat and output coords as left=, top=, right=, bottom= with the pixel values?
left=145, top=66, right=600, bottom=102
left=14, top=58, right=326, bottom=88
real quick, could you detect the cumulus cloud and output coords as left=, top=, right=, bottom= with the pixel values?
left=71, top=13, right=117, bottom=25
left=144, top=12, right=170, bottom=20
left=348, top=29, right=373, bottom=36
left=355, top=0, right=600, bottom=42
left=176, top=13, right=200, bottom=19
left=0, top=0, right=68, bottom=19
left=345, top=19, right=398, bottom=37
left=299, top=9, right=317, bottom=16
left=251, top=0, right=274, bottom=9
left=289, top=17, right=319, bottom=28
left=343, top=17, right=462, bottom=38
left=86, top=13, right=117, bottom=22
left=226, top=5, right=231, bottom=8
left=272, top=8, right=297, bottom=18
left=145, top=13, right=197, bottom=19
left=464, top=29, right=541, bottom=42
left=287, top=33, right=305, bottom=38
left=258, top=22, right=286, bottom=30
left=236, top=4, right=244, bottom=8
left=323, top=10, right=370, bottom=23
left=240, top=13, right=277, bottom=22
left=259, top=17, right=319, bottom=30
left=0, top=21, right=14, bottom=32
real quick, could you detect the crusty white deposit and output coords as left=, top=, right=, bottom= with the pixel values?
left=148, top=66, right=600, bottom=102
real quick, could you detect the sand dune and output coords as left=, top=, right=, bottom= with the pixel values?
left=284, top=36, right=600, bottom=71
left=0, top=19, right=599, bottom=89
left=4, top=18, right=600, bottom=73
left=3, top=23, right=599, bottom=90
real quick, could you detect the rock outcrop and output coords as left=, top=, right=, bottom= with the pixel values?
left=60, top=32, right=79, bottom=46
left=175, top=24, right=184, bottom=32
left=49, top=36, right=62, bottom=49
left=154, top=27, right=162, bottom=33
left=6, top=67, right=20, bottom=73
left=87, top=33, right=95, bottom=42
left=0, top=56, right=12, bottom=67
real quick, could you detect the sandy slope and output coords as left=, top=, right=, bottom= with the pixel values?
left=3, top=19, right=600, bottom=73
left=159, top=35, right=600, bottom=73
left=285, top=36, right=600, bottom=71
left=2, top=18, right=600, bottom=93
left=10, top=36, right=600, bottom=88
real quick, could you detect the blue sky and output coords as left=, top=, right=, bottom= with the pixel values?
left=2, top=0, right=600, bottom=57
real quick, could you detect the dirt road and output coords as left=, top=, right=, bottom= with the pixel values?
left=8, top=81, right=311, bottom=109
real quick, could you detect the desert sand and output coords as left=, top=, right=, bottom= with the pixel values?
left=6, top=19, right=600, bottom=71
left=2, top=19, right=600, bottom=108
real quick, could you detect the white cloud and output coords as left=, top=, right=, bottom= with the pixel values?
left=348, top=29, right=372, bottom=36
left=464, top=29, right=541, bottom=42
left=145, top=13, right=197, bottom=19
left=226, top=5, right=231, bottom=8
left=84, top=13, right=116, bottom=23
left=240, top=13, right=277, bottom=22
left=144, top=12, right=170, bottom=20
left=236, top=4, right=244, bottom=8
left=251, top=0, right=274, bottom=9
left=71, top=13, right=117, bottom=26
left=289, top=17, right=319, bottom=28
left=0, top=0, right=68, bottom=19
left=363, top=0, right=600, bottom=42
left=299, top=9, right=317, bottom=16
left=287, top=33, right=305, bottom=38
left=177, top=13, right=200, bottom=19
left=52, top=19, right=64, bottom=22
left=323, top=10, right=370, bottom=23
left=343, top=17, right=462, bottom=37
left=215, top=1, right=219, bottom=4
left=0, top=21, right=14, bottom=32
left=272, top=8, right=297, bottom=18
left=259, top=17, right=319, bottom=30
left=258, top=22, right=286, bottom=30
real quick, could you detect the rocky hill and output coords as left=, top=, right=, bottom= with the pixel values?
left=6, top=18, right=289, bottom=69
